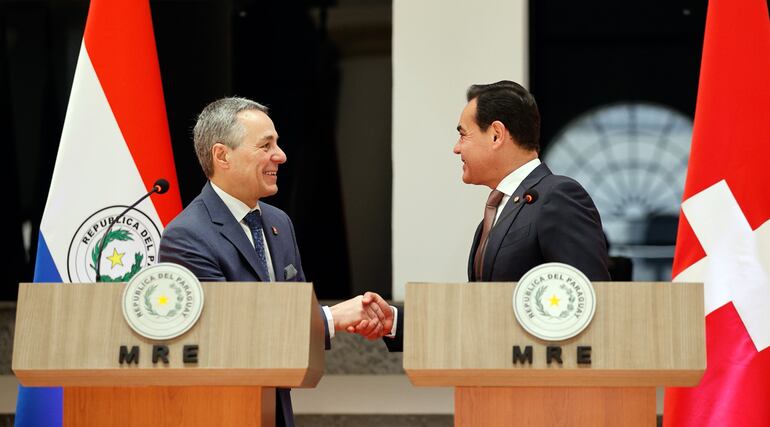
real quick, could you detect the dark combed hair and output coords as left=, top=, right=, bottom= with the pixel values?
left=466, top=80, right=540, bottom=152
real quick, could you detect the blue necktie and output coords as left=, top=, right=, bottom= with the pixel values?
left=243, top=210, right=271, bottom=281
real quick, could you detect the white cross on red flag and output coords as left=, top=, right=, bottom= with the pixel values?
left=664, top=0, right=770, bottom=425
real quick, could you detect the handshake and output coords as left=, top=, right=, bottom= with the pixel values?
left=330, top=292, right=394, bottom=340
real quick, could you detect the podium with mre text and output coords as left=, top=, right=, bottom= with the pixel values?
left=404, top=282, right=705, bottom=426
left=13, top=282, right=325, bottom=426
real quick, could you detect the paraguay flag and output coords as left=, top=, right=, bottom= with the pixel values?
left=16, top=0, right=182, bottom=425
left=663, top=0, right=770, bottom=425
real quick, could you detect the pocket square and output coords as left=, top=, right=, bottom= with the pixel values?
left=284, top=264, right=298, bottom=280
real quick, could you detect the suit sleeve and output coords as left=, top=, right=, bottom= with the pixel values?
left=159, top=225, right=226, bottom=282
left=383, top=305, right=404, bottom=352
left=537, top=180, right=611, bottom=281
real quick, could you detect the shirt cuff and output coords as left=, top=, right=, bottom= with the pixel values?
left=322, top=305, right=335, bottom=339
left=386, top=306, right=398, bottom=338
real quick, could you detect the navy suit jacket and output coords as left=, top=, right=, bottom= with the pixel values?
left=159, top=182, right=306, bottom=283
left=384, top=163, right=610, bottom=353
left=468, top=163, right=610, bottom=282
left=158, top=181, right=325, bottom=427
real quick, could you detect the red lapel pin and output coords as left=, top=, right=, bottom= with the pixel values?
left=271, top=226, right=278, bottom=236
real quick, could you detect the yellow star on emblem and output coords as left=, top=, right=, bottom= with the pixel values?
left=106, top=248, right=125, bottom=268
left=158, top=295, right=169, bottom=306
left=549, top=294, right=560, bottom=307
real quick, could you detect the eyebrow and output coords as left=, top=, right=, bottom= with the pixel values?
left=456, top=125, right=464, bottom=133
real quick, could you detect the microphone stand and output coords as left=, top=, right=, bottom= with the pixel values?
left=94, top=183, right=165, bottom=282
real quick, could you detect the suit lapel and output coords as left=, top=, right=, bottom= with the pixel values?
left=482, top=163, right=552, bottom=280
left=201, top=182, right=268, bottom=281
left=261, top=207, right=283, bottom=281
left=468, top=221, right=483, bottom=280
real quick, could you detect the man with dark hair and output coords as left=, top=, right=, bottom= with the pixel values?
left=455, top=80, right=609, bottom=282
left=159, top=97, right=394, bottom=426
left=363, top=80, right=609, bottom=351
left=465, top=80, right=541, bottom=152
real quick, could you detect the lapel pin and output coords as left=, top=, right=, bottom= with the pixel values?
left=271, top=226, right=279, bottom=236
left=513, top=196, right=520, bottom=203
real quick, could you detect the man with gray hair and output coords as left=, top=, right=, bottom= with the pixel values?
left=159, top=97, right=395, bottom=426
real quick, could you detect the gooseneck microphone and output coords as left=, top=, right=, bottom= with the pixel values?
left=94, top=178, right=170, bottom=282
left=523, top=189, right=539, bottom=204
left=153, top=178, right=170, bottom=195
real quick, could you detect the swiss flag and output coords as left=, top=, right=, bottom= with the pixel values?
left=663, top=0, right=770, bottom=425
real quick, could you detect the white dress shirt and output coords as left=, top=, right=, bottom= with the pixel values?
left=493, top=158, right=541, bottom=224
left=210, top=182, right=276, bottom=280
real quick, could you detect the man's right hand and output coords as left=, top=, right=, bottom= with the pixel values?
left=330, top=295, right=384, bottom=337
left=351, top=291, right=394, bottom=340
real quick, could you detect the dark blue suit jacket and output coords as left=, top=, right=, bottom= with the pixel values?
left=158, top=181, right=326, bottom=427
left=159, top=182, right=306, bottom=283
left=384, top=163, right=610, bottom=353
left=469, top=163, right=610, bottom=282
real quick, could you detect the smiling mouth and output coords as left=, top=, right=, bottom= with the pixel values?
left=264, top=171, right=277, bottom=176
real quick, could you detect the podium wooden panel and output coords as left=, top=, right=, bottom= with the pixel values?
left=13, top=282, right=325, bottom=426
left=404, top=282, right=705, bottom=426
left=63, top=386, right=275, bottom=427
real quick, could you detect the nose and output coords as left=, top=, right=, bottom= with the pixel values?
left=272, top=146, right=287, bottom=164
left=453, top=139, right=461, bottom=155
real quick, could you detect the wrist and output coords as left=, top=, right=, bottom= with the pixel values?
left=322, top=305, right=336, bottom=339
left=329, top=305, right=344, bottom=331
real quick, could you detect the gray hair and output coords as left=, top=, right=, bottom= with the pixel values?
left=193, top=97, right=269, bottom=177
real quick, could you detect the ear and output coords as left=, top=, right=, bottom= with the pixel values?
left=212, top=143, right=230, bottom=170
left=490, top=121, right=507, bottom=149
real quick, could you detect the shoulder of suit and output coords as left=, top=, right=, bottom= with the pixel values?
left=537, top=173, right=584, bottom=191
left=259, top=201, right=292, bottom=222
left=532, top=174, right=595, bottom=207
left=163, top=195, right=208, bottom=232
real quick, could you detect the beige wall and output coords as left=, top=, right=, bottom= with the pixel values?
left=392, top=0, right=529, bottom=299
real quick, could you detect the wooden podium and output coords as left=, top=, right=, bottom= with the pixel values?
left=13, top=282, right=325, bottom=426
left=404, top=282, right=705, bottom=426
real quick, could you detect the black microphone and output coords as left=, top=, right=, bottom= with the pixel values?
left=153, top=178, right=169, bottom=194
left=523, top=189, right=539, bottom=204
left=95, top=178, right=170, bottom=282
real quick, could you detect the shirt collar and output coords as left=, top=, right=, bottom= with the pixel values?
left=496, top=158, right=541, bottom=196
left=210, top=181, right=261, bottom=223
